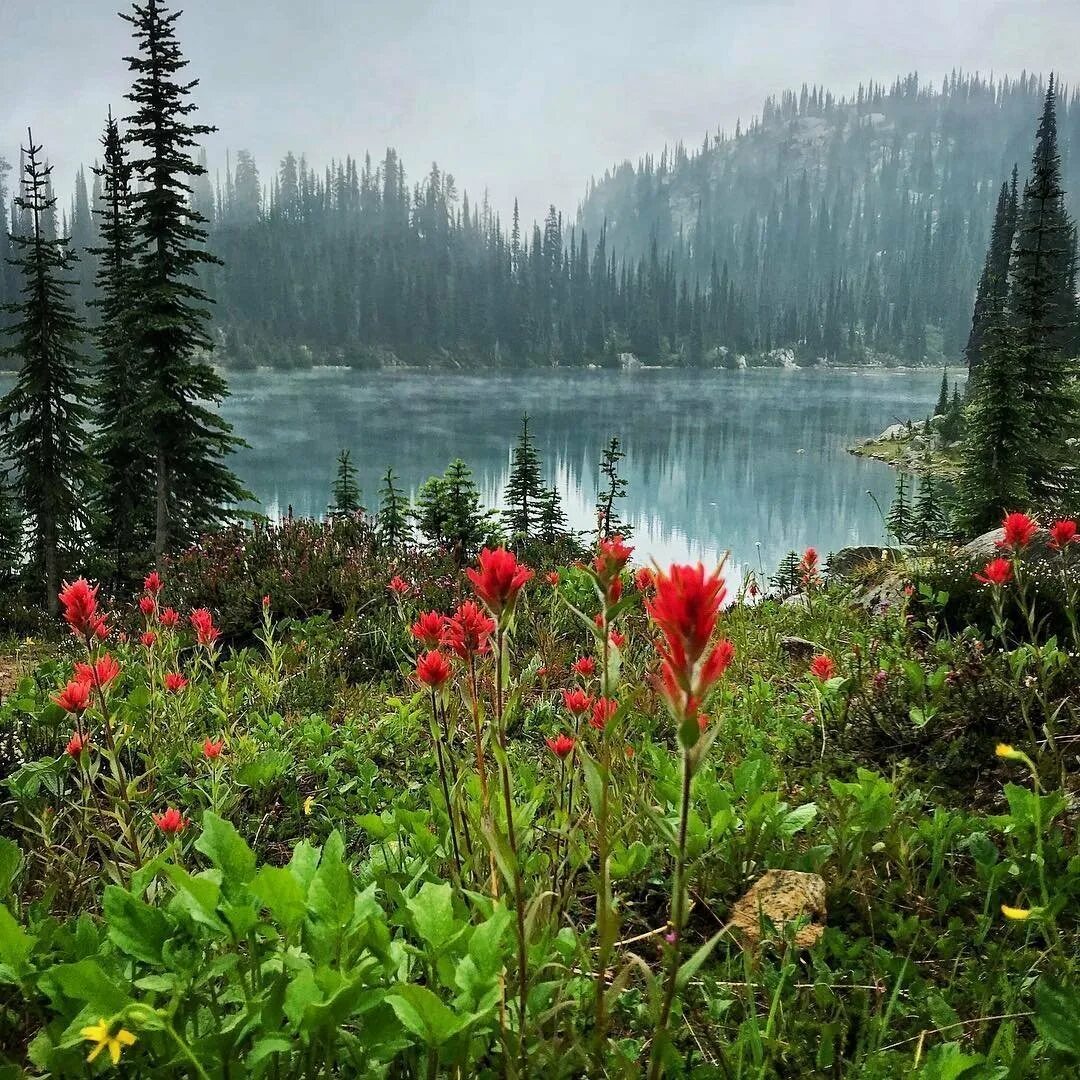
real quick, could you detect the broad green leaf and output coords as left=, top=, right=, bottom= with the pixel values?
left=407, top=881, right=459, bottom=951
left=103, top=886, right=172, bottom=964
left=387, top=984, right=466, bottom=1046
left=1035, top=979, right=1080, bottom=1056
left=38, top=958, right=130, bottom=1014
left=0, top=904, right=33, bottom=970
left=0, top=839, right=22, bottom=898
left=195, top=812, right=257, bottom=885
left=254, top=866, right=308, bottom=932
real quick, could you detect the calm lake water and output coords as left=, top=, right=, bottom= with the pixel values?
left=221, top=367, right=948, bottom=585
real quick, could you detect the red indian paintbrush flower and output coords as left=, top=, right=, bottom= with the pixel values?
left=466, top=546, right=534, bottom=619
left=143, top=571, right=164, bottom=595
left=546, top=734, right=576, bottom=759
left=571, top=656, right=596, bottom=678
left=58, top=578, right=107, bottom=639
left=799, top=548, right=821, bottom=588
left=609, top=630, right=626, bottom=649
left=589, top=697, right=618, bottom=731
left=809, top=654, right=836, bottom=681
left=1049, top=519, right=1078, bottom=550
left=154, top=808, right=187, bottom=835
left=190, top=608, right=220, bottom=646
left=562, top=688, right=593, bottom=715
left=140, top=631, right=157, bottom=648
left=416, top=650, right=454, bottom=689
left=443, top=601, right=495, bottom=659
left=975, top=558, right=1013, bottom=587
left=159, top=607, right=180, bottom=628
left=997, top=512, right=1038, bottom=553
left=138, top=595, right=156, bottom=616
left=74, top=654, right=121, bottom=690
left=594, top=535, right=633, bottom=578
left=66, top=731, right=90, bottom=757
left=387, top=575, right=410, bottom=596
left=202, top=737, right=225, bottom=760
left=164, top=672, right=189, bottom=694
left=546, top=571, right=560, bottom=586
left=634, top=567, right=654, bottom=592
left=410, top=611, right=447, bottom=650
left=53, top=680, right=91, bottom=714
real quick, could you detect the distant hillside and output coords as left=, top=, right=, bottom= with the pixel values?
left=577, top=71, right=1080, bottom=366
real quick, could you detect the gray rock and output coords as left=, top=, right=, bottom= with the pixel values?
left=779, top=635, right=819, bottom=660
left=958, top=526, right=1055, bottom=565
left=782, top=592, right=812, bottom=610
left=829, top=546, right=902, bottom=579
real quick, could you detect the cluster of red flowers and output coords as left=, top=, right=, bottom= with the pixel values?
left=415, top=650, right=453, bottom=690
left=58, top=579, right=107, bottom=640
left=54, top=653, right=124, bottom=718
left=203, top=737, right=225, bottom=760
left=164, top=672, right=189, bottom=694
left=545, top=734, right=575, bottom=759
left=974, top=511, right=1078, bottom=586
left=799, top=548, right=821, bottom=589
left=388, top=575, right=411, bottom=597
left=975, top=558, right=1013, bottom=587
left=1050, top=519, right=1078, bottom=550
left=646, top=562, right=734, bottom=735
left=154, top=808, right=187, bottom=835
left=997, top=512, right=1039, bottom=553
left=190, top=608, right=220, bottom=647
left=466, top=547, right=534, bottom=620
left=809, top=654, right=837, bottom=681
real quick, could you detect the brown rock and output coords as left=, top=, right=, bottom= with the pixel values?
left=728, top=869, right=827, bottom=949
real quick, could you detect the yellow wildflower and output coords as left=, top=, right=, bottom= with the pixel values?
left=81, top=1018, right=137, bottom=1065
left=303, top=795, right=315, bottom=816
left=1001, top=904, right=1031, bottom=921
left=995, top=743, right=1023, bottom=762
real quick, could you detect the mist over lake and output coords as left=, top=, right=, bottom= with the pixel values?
left=222, top=366, right=947, bottom=580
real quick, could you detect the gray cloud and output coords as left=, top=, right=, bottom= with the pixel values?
left=2, top=0, right=1078, bottom=226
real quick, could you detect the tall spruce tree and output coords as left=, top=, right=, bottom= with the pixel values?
left=0, top=133, right=91, bottom=614
left=377, top=467, right=411, bottom=547
left=503, top=413, right=544, bottom=541
left=89, top=110, right=154, bottom=582
left=596, top=436, right=630, bottom=540
left=1006, top=76, right=1079, bottom=507
left=964, top=172, right=1017, bottom=380
left=0, top=474, right=21, bottom=586
left=122, top=0, right=247, bottom=556
left=538, top=486, right=569, bottom=545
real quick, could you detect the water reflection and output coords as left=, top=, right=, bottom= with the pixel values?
left=222, top=367, right=948, bottom=586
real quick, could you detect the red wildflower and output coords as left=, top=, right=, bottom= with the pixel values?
left=140, top=631, right=157, bottom=648
left=416, top=650, right=454, bottom=689
left=66, top=731, right=90, bottom=757
left=594, top=535, right=633, bottom=578
left=53, top=680, right=91, bottom=714
left=609, top=630, right=626, bottom=649
left=634, top=567, right=654, bottom=591
left=159, top=607, right=180, bottom=628
left=571, top=656, right=597, bottom=678
left=809, top=654, right=836, bottom=681
left=443, top=601, right=496, bottom=659
left=410, top=611, right=448, bottom=650
left=748, top=580, right=760, bottom=600
left=58, top=578, right=107, bottom=639
left=546, top=734, right=576, bottom=759
left=164, top=672, right=189, bottom=693
left=997, top=512, right=1038, bottom=553
left=262, top=594, right=271, bottom=609
left=974, top=558, right=1013, bottom=587
left=1049, top=519, right=1078, bottom=550
left=562, top=688, right=593, bottom=715
left=153, top=808, right=187, bottom=835
left=800, top=548, right=821, bottom=588
left=202, top=737, right=225, bottom=760
left=466, top=547, right=534, bottom=618
left=388, top=575, right=411, bottom=596
left=546, top=571, right=560, bottom=586
left=589, top=697, right=618, bottom=731
left=190, top=608, right=220, bottom=646
left=143, top=571, right=164, bottom=595
left=74, top=654, right=121, bottom=690
left=138, top=595, right=156, bottom=617
left=697, top=712, right=711, bottom=733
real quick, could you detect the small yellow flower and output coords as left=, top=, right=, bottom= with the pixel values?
left=81, top=1018, right=137, bottom=1065
left=995, top=743, right=1021, bottom=761
left=303, top=795, right=315, bottom=816
left=1001, top=904, right=1031, bottom=921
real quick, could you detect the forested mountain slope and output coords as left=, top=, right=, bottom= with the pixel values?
left=578, top=71, right=1080, bottom=366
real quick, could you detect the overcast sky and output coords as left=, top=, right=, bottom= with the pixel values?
left=3, top=0, right=1079, bottom=226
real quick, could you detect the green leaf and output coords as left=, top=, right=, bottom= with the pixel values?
left=468, top=904, right=511, bottom=977
left=387, top=984, right=467, bottom=1046
left=1035, top=979, right=1080, bottom=1057
left=407, top=881, right=459, bottom=952
left=676, top=926, right=732, bottom=992
left=195, top=812, right=257, bottom=885
left=254, top=866, right=308, bottom=932
left=38, top=958, right=130, bottom=1014
left=163, top=864, right=226, bottom=932
left=0, top=839, right=22, bottom=898
left=0, top=904, right=33, bottom=971
left=103, top=886, right=172, bottom=964
left=780, top=803, right=818, bottom=837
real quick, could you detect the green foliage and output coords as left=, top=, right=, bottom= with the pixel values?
left=414, top=459, right=494, bottom=559
left=596, top=436, right=629, bottom=541
left=328, top=449, right=363, bottom=518
left=375, top=467, right=411, bottom=548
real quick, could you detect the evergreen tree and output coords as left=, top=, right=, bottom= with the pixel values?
left=0, top=133, right=92, bottom=614
left=886, top=472, right=912, bottom=543
left=502, top=413, right=544, bottom=541
left=376, top=467, right=411, bottom=547
left=935, top=368, right=949, bottom=417
left=1006, top=76, right=1079, bottom=507
left=772, top=551, right=802, bottom=596
left=537, top=486, right=569, bottom=545
left=89, top=110, right=154, bottom=582
left=415, top=459, right=491, bottom=561
left=0, top=473, right=23, bottom=586
left=122, top=0, right=247, bottom=555
left=328, top=449, right=362, bottom=517
left=596, top=436, right=629, bottom=540
left=912, top=474, right=949, bottom=544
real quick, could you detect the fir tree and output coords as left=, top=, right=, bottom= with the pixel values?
left=772, top=551, right=801, bottom=596
left=377, top=467, right=411, bottom=547
left=935, top=368, right=949, bottom=417
left=886, top=472, right=912, bottom=544
left=0, top=473, right=23, bottom=585
left=89, top=110, right=154, bottom=582
left=415, top=460, right=491, bottom=561
left=121, top=0, right=248, bottom=555
left=503, top=413, right=544, bottom=541
left=1006, top=76, right=1079, bottom=507
left=596, top=436, right=629, bottom=540
left=912, top=474, right=949, bottom=544
left=328, top=449, right=362, bottom=517
left=537, top=486, right=569, bottom=545
left=0, top=133, right=92, bottom=614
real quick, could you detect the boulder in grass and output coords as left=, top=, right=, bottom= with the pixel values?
left=728, top=869, right=827, bottom=949
left=828, top=545, right=902, bottom=580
